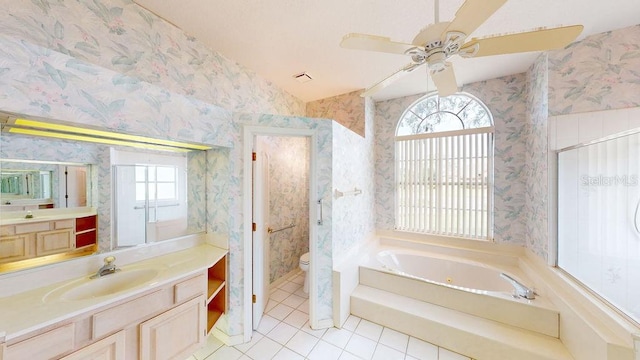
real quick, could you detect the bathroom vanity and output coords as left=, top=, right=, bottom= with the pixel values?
left=0, top=211, right=98, bottom=266
left=0, top=244, right=227, bottom=360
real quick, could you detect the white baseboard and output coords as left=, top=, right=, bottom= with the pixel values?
left=210, top=326, right=245, bottom=346
left=316, top=318, right=335, bottom=330
left=270, top=268, right=302, bottom=290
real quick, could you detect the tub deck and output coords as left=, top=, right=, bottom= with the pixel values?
left=350, top=238, right=571, bottom=360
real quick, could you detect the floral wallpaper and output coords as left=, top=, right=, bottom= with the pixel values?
left=187, top=150, right=207, bottom=234
left=307, top=90, right=366, bottom=137
left=374, top=94, right=421, bottom=231
left=0, top=0, right=305, bottom=117
left=332, top=97, right=376, bottom=264
left=548, top=24, right=640, bottom=116
left=463, top=76, right=528, bottom=245
left=0, top=34, right=233, bottom=148
left=374, top=75, right=529, bottom=246
left=256, top=136, right=310, bottom=283
left=525, top=54, right=550, bottom=261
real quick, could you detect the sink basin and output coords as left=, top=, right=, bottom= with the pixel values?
left=45, top=268, right=159, bottom=302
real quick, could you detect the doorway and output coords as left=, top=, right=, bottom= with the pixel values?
left=243, top=126, right=319, bottom=343
left=62, top=165, right=87, bottom=207
left=252, top=135, right=311, bottom=330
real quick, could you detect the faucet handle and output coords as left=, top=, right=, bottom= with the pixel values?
left=104, top=256, right=116, bottom=265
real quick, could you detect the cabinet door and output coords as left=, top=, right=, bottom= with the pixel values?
left=62, top=331, right=125, bottom=360
left=139, top=296, right=205, bottom=360
left=0, top=234, right=32, bottom=263
left=36, top=228, right=74, bottom=256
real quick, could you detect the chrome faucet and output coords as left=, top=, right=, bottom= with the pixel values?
left=91, top=256, right=119, bottom=279
left=500, top=273, right=536, bottom=300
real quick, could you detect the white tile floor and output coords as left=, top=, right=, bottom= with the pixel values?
left=187, top=272, right=472, bottom=360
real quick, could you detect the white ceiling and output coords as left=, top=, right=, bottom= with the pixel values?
left=133, top=0, right=640, bottom=103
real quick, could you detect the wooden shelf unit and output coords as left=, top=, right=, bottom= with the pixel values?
left=75, top=215, right=97, bottom=249
left=206, top=254, right=226, bottom=333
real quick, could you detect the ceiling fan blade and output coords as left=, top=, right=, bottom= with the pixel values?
left=361, top=63, right=424, bottom=97
left=430, top=63, right=458, bottom=97
left=341, top=33, right=414, bottom=55
left=461, top=25, right=584, bottom=57
left=444, top=0, right=507, bottom=38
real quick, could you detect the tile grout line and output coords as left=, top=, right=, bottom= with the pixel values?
left=196, top=271, right=473, bottom=360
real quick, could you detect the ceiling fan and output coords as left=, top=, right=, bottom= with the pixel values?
left=340, top=0, right=583, bottom=97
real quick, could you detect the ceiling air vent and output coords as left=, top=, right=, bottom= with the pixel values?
left=293, top=72, right=313, bottom=83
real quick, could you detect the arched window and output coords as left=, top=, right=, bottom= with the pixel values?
left=395, top=92, right=494, bottom=240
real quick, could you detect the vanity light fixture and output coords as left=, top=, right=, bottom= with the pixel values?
left=2, top=116, right=212, bottom=152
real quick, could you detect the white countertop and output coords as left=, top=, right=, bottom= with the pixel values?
left=0, top=244, right=226, bottom=341
left=0, top=207, right=98, bottom=226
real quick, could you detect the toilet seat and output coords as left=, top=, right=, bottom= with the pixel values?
left=300, top=252, right=310, bottom=264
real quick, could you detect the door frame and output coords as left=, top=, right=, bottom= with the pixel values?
left=251, top=143, right=270, bottom=329
left=242, top=126, right=319, bottom=343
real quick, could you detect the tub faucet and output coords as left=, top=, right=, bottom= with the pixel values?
left=500, top=273, right=536, bottom=300
left=91, top=256, right=119, bottom=279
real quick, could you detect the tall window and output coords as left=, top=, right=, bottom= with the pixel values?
left=395, top=92, right=494, bottom=240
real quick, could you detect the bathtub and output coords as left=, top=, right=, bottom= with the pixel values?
left=353, top=239, right=561, bottom=339
left=374, top=249, right=515, bottom=295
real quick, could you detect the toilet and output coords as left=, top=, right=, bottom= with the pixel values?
left=299, top=252, right=310, bottom=294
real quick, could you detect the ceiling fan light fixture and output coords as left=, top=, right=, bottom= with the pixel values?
left=427, top=52, right=447, bottom=72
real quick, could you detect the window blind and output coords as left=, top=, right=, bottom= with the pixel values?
left=395, top=127, right=494, bottom=239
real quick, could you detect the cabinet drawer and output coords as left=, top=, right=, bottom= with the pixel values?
left=76, top=230, right=97, bottom=248
left=0, top=225, right=15, bottom=236
left=6, top=323, right=75, bottom=360
left=15, top=221, right=50, bottom=234
left=174, top=274, right=206, bottom=303
left=93, top=289, right=168, bottom=339
left=54, top=219, right=75, bottom=230
left=76, top=215, right=97, bottom=232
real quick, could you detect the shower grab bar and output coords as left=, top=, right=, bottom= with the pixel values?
left=317, top=199, right=323, bottom=225
left=334, top=187, right=362, bottom=199
left=267, top=223, right=295, bottom=234
left=500, top=273, right=536, bottom=300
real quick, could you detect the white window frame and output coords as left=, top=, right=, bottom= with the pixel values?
left=134, top=165, right=179, bottom=205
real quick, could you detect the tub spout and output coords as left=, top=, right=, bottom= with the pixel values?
left=500, top=273, right=535, bottom=300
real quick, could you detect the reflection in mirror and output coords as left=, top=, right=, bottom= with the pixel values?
left=1, top=170, right=52, bottom=202
left=0, top=160, right=90, bottom=211
left=111, top=148, right=203, bottom=250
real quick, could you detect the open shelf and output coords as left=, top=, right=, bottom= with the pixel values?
left=206, top=254, right=226, bottom=333
left=207, top=279, right=225, bottom=303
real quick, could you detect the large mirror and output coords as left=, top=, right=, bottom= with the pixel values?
left=0, top=113, right=209, bottom=273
